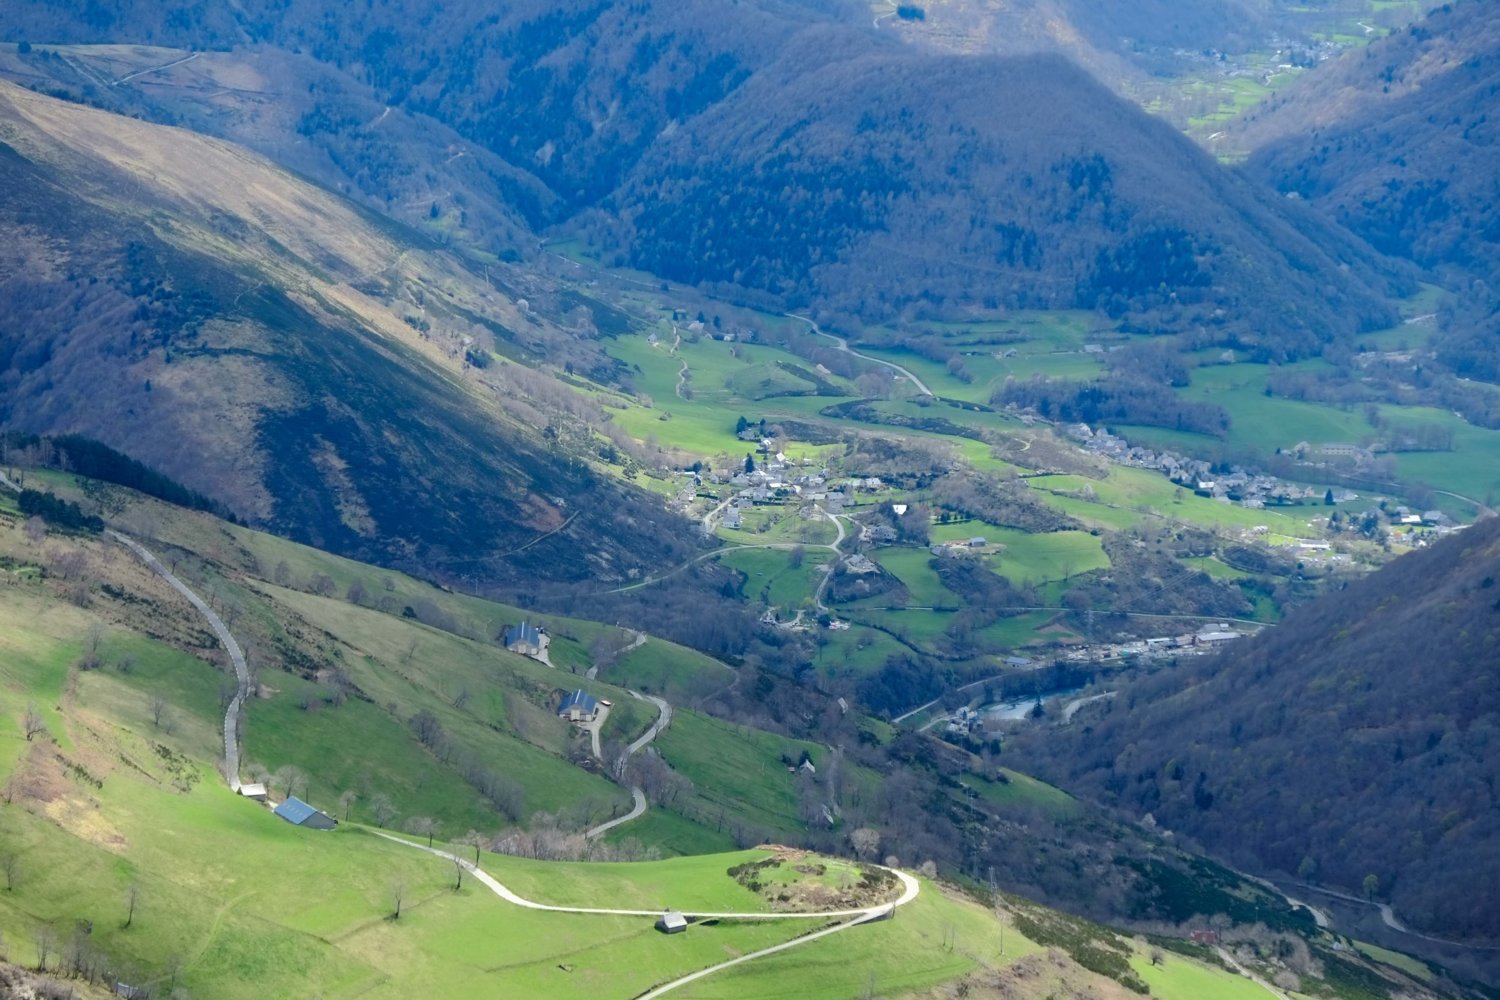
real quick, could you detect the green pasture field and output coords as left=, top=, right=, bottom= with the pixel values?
left=719, top=547, right=833, bottom=609
left=870, top=548, right=955, bottom=607
left=1182, top=556, right=1253, bottom=581
left=926, top=523, right=1110, bottom=585
left=811, top=627, right=912, bottom=677
left=850, top=608, right=955, bottom=650
left=603, top=806, right=739, bottom=857
left=965, top=769, right=1079, bottom=820
left=654, top=710, right=823, bottom=836
left=607, top=640, right=735, bottom=703
left=1130, top=952, right=1273, bottom=1000
left=604, top=331, right=856, bottom=462
left=678, top=879, right=1042, bottom=1000
left=488, top=848, right=772, bottom=912
left=245, top=585, right=633, bottom=824
left=977, top=611, right=1068, bottom=649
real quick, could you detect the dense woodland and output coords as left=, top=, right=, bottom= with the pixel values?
left=1017, top=517, right=1500, bottom=943
left=1, top=0, right=1409, bottom=351
left=1240, top=1, right=1500, bottom=381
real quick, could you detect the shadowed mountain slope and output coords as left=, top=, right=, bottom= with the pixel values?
left=0, top=80, right=694, bottom=587
left=1018, top=515, right=1500, bottom=944
left=0, top=0, right=1408, bottom=353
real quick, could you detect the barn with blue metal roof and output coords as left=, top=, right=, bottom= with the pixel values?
left=274, top=795, right=337, bottom=830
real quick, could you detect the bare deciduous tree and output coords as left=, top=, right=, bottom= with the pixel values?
left=388, top=878, right=407, bottom=920
left=22, top=516, right=46, bottom=544
left=2, top=853, right=19, bottom=891
left=22, top=703, right=46, bottom=742
left=273, top=765, right=308, bottom=800
left=123, top=882, right=140, bottom=929
left=451, top=853, right=466, bottom=891
left=371, top=793, right=397, bottom=828
left=405, top=815, right=440, bottom=848
left=34, top=924, right=55, bottom=972
left=339, top=789, right=358, bottom=821
left=458, top=830, right=485, bottom=865
left=150, top=695, right=169, bottom=729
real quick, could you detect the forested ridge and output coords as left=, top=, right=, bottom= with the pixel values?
left=1017, top=515, right=1500, bottom=943
left=0, top=0, right=1408, bottom=353
left=1239, top=0, right=1500, bottom=378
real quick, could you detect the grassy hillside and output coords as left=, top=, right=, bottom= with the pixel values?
left=0, top=485, right=1302, bottom=1000
left=0, top=79, right=700, bottom=595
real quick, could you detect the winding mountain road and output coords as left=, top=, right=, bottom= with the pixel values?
left=786, top=312, right=934, bottom=396
left=585, top=690, right=673, bottom=839
left=374, top=830, right=918, bottom=997
left=107, top=530, right=251, bottom=789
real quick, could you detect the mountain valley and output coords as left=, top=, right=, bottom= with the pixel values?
left=0, top=0, right=1495, bottom=997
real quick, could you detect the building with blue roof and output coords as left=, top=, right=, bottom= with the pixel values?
left=503, top=620, right=543, bottom=656
left=273, top=795, right=337, bottom=830
left=558, top=689, right=599, bottom=723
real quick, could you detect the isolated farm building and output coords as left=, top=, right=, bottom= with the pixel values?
left=238, top=782, right=268, bottom=801
left=967, top=536, right=987, bottom=548
left=656, top=910, right=688, bottom=934
left=274, top=796, right=337, bottom=830
left=504, top=621, right=543, bottom=656
left=558, top=689, right=599, bottom=723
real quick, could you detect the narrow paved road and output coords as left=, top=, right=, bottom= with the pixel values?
left=786, top=312, right=935, bottom=396
left=114, top=50, right=200, bottom=85
left=377, top=827, right=919, bottom=997
left=1061, top=691, right=1115, bottom=722
left=585, top=691, right=672, bottom=839
left=375, top=830, right=917, bottom=920
left=1288, top=882, right=1500, bottom=950
left=108, top=530, right=250, bottom=789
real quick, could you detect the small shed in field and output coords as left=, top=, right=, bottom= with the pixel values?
left=238, top=782, right=268, bottom=801
left=656, top=910, right=688, bottom=934
left=274, top=796, right=337, bottom=830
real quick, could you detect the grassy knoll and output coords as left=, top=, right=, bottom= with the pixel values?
left=654, top=710, right=822, bottom=837
left=608, top=640, right=735, bottom=703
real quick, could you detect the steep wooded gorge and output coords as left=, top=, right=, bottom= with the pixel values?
left=1018, top=516, right=1500, bottom=943
left=1236, top=0, right=1500, bottom=379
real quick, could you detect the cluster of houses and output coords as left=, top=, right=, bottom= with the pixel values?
left=929, top=536, right=989, bottom=558
left=1060, top=626, right=1248, bottom=664
left=713, top=466, right=887, bottom=528
left=1064, top=424, right=1326, bottom=508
